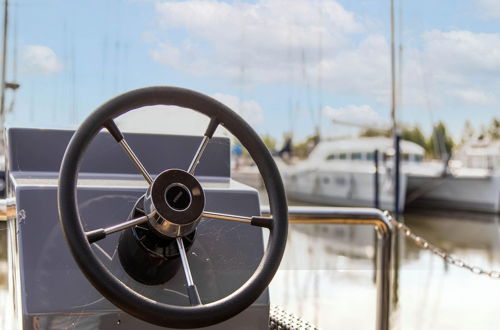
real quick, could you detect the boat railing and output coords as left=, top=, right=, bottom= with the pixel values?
left=0, top=200, right=393, bottom=330
left=261, top=205, right=394, bottom=330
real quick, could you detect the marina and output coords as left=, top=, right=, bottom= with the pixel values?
left=0, top=0, right=499, bottom=329
left=271, top=208, right=500, bottom=330
left=2, top=205, right=500, bottom=329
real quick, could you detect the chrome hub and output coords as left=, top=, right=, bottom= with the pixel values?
left=144, top=169, right=205, bottom=238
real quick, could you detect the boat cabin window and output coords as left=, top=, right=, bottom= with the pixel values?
left=326, top=154, right=336, bottom=161
left=414, top=154, right=423, bottom=162
left=366, top=153, right=374, bottom=161
left=403, top=153, right=410, bottom=161
left=352, top=153, right=362, bottom=160
left=339, top=153, right=347, bottom=160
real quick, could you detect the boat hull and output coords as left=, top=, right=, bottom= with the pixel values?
left=283, top=168, right=407, bottom=212
left=407, top=174, right=500, bottom=213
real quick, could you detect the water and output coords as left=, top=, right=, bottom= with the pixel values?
left=1, top=210, right=499, bottom=329
left=269, top=208, right=500, bottom=330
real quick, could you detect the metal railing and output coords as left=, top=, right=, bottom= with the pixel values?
left=0, top=197, right=393, bottom=329
left=262, top=205, right=394, bottom=330
left=0, top=197, right=15, bottom=221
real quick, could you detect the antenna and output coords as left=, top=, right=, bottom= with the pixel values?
left=0, top=0, right=9, bottom=130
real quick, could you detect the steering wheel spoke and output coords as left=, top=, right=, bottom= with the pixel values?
left=86, top=214, right=152, bottom=244
left=202, top=211, right=273, bottom=230
left=104, top=119, right=153, bottom=184
left=176, top=237, right=202, bottom=306
left=187, top=117, right=219, bottom=175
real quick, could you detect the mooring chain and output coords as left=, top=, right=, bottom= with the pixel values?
left=383, top=211, right=500, bottom=279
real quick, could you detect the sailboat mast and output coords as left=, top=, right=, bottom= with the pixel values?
left=390, top=0, right=397, bottom=133
left=390, top=0, right=401, bottom=218
left=0, top=0, right=8, bottom=128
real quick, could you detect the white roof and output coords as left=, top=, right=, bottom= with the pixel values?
left=458, top=140, right=500, bottom=157
left=309, top=137, right=425, bottom=159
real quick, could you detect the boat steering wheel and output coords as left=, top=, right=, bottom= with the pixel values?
left=58, top=86, right=288, bottom=328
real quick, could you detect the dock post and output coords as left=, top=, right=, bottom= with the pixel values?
left=394, top=134, right=401, bottom=218
left=374, top=149, right=380, bottom=209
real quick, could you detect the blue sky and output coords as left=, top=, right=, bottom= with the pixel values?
left=5, top=0, right=500, bottom=142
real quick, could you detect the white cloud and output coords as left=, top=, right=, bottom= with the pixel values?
left=114, top=93, right=264, bottom=136
left=450, top=89, right=497, bottom=106
left=20, top=45, right=63, bottom=75
left=421, top=30, right=500, bottom=77
left=478, top=0, right=500, bottom=19
left=149, top=1, right=500, bottom=112
left=116, top=105, right=213, bottom=136
left=211, top=93, right=264, bottom=125
left=320, top=34, right=390, bottom=102
left=401, top=30, right=500, bottom=108
left=323, top=104, right=388, bottom=128
left=151, top=0, right=366, bottom=84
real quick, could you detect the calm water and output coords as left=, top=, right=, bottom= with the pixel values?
left=1, top=209, right=500, bottom=329
left=270, top=208, right=500, bottom=330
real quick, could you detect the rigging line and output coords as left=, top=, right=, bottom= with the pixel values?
left=286, top=24, right=294, bottom=137
left=301, top=47, right=315, bottom=131
left=62, top=19, right=70, bottom=124
left=101, top=36, right=108, bottom=98
left=413, top=4, right=445, bottom=159
left=397, top=0, right=404, bottom=124
left=237, top=8, right=246, bottom=110
left=0, top=0, right=9, bottom=125
left=112, top=0, right=122, bottom=94
left=50, top=11, right=59, bottom=123
left=7, top=1, right=17, bottom=115
left=28, top=83, right=34, bottom=122
left=316, top=0, right=324, bottom=139
left=10, top=1, right=15, bottom=81
left=102, top=0, right=111, bottom=97
left=70, top=31, right=77, bottom=125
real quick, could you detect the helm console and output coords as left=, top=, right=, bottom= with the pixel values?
left=5, top=127, right=270, bottom=329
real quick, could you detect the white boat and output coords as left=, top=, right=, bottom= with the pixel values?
left=282, top=137, right=425, bottom=212
left=406, top=139, right=500, bottom=213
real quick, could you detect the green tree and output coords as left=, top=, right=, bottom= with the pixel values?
left=359, top=127, right=391, bottom=137
left=489, top=118, right=500, bottom=140
left=261, top=134, right=277, bottom=151
left=293, top=135, right=320, bottom=159
left=460, top=120, right=475, bottom=144
left=428, top=121, right=454, bottom=159
left=401, top=125, right=427, bottom=149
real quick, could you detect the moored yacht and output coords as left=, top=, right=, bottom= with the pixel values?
left=407, top=138, right=500, bottom=213
left=282, top=137, right=425, bottom=212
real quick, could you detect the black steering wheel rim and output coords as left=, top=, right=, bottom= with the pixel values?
left=57, top=86, right=288, bottom=328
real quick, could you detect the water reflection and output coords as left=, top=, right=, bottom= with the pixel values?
left=1, top=211, right=500, bottom=329
left=0, top=222, right=7, bottom=327
left=269, top=210, right=500, bottom=330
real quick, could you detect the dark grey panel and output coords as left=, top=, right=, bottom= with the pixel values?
left=25, top=306, right=269, bottom=330
left=15, top=185, right=268, bottom=329
left=7, top=128, right=230, bottom=177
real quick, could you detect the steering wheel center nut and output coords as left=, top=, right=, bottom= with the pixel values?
left=144, top=169, right=205, bottom=238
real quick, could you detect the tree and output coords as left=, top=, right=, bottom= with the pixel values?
left=359, top=127, right=391, bottom=137
left=460, top=120, right=475, bottom=144
left=293, top=135, right=320, bottom=159
left=489, top=118, right=500, bottom=140
left=401, top=125, right=427, bottom=149
left=261, top=134, right=277, bottom=151
left=428, top=121, right=454, bottom=159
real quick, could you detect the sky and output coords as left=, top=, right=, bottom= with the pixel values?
left=4, top=0, right=500, bottom=142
